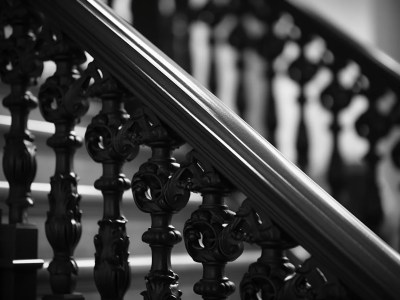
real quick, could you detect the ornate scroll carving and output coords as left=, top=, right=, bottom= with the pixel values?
left=0, top=0, right=43, bottom=224
left=281, top=257, right=359, bottom=300
left=85, top=63, right=137, bottom=300
left=183, top=150, right=243, bottom=300
left=223, top=199, right=296, bottom=299
left=127, top=107, right=188, bottom=300
left=226, top=199, right=358, bottom=300
left=38, top=22, right=89, bottom=298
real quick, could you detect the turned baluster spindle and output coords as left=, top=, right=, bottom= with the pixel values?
left=0, top=1, right=44, bottom=298
left=174, top=0, right=192, bottom=73
left=288, top=34, right=318, bottom=171
left=256, top=17, right=286, bottom=146
left=129, top=107, right=189, bottom=300
left=262, top=7, right=283, bottom=147
left=85, top=65, right=138, bottom=300
left=0, top=0, right=43, bottom=225
left=228, top=18, right=248, bottom=119
left=197, top=1, right=227, bottom=95
left=265, top=64, right=278, bottom=146
left=131, top=0, right=160, bottom=47
left=355, top=81, right=389, bottom=231
left=38, top=25, right=89, bottom=298
left=183, top=150, right=243, bottom=300
left=208, top=26, right=218, bottom=94
left=320, top=57, right=355, bottom=200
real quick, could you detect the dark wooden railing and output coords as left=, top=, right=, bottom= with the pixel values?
left=1, top=0, right=400, bottom=300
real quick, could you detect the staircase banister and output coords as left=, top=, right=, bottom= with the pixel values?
left=285, top=0, right=400, bottom=93
left=32, top=0, right=400, bottom=299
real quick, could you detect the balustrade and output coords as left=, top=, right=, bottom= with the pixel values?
left=1, top=0, right=400, bottom=300
left=181, top=0, right=400, bottom=235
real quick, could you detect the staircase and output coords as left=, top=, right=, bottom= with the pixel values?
left=1, top=0, right=400, bottom=300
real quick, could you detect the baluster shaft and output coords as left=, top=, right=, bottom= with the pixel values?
left=236, top=50, right=246, bottom=118
left=129, top=108, right=188, bottom=300
left=85, top=67, right=135, bottom=300
left=183, top=151, right=243, bottom=300
left=208, top=30, right=217, bottom=94
left=265, top=63, right=277, bottom=146
left=288, top=35, right=317, bottom=171
left=174, top=0, right=192, bottom=73
left=0, top=1, right=44, bottom=299
left=39, top=27, right=89, bottom=298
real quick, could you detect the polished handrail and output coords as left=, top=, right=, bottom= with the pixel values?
left=33, top=0, right=400, bottom=299
left=284, top=0, right=400, bottom=93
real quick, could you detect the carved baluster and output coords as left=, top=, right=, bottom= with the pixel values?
left=228, top=200, right=358, bottom=299
left=38, top=24, right=89, bottom=299
left=85, top=64, right=138, bottom=300
left=197, top=1, right=227, bottom=94
left=288, top=34, right=318, bottom=171
left=228, top=13, right=248, bottom=119
left=355, top=80, right=389, bottom=231
left=255, top=4, right=286, bottom=147
left=183, top=150, right=244, bottom=300
left=224, top=199, right=296, bottom=299
left=281, top=256, right=359, bottom=300
left=320, top=57, right=357, bottom=200
left=129, top=107, right=190, bottom=300
left=0, top=1, right=44, bottom=299
left=131, top=0, right=161, bottom=47
left=207, top=8, right=218, bottom=95
left=174, top=0, right=192, bottom=73
left=0, top=0, right=43, bottom=225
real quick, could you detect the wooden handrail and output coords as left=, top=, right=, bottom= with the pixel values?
left=33, top=0, right=400, bottom=299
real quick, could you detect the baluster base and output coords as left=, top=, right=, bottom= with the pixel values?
left=0, top=224, right=43, bottom=300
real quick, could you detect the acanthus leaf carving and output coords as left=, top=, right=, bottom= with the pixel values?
left=127, top=106, right=188, bottom=300
left=94, top=218, right=131, bottom=299
left=183, top=150, right=242, bottom=300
